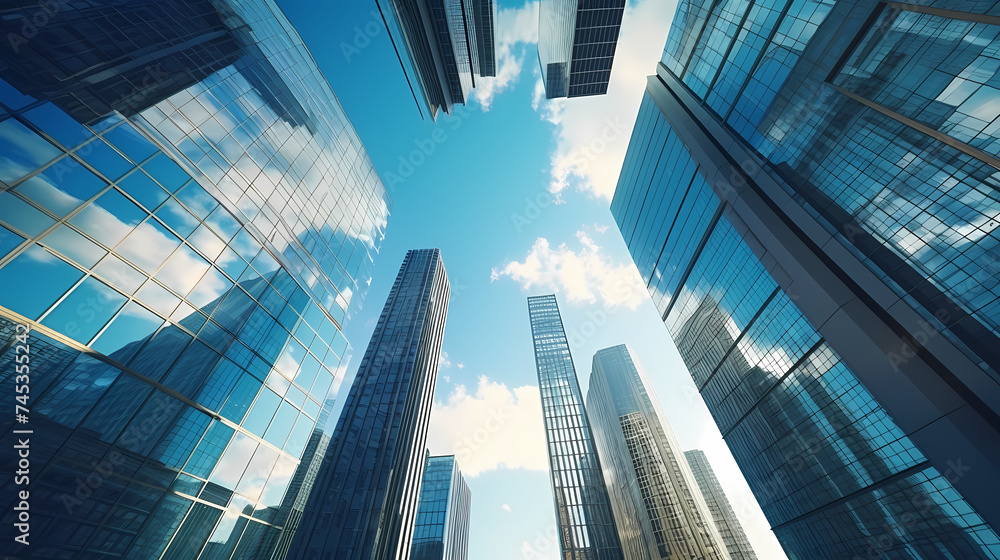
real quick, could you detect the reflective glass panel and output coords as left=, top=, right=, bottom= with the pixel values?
left=0, top=244, right=83, bottom=319
left=41, top=276, right=127, bottom=344
left=91, top=302, right=165, bottom=363
left=14, top=157, right=105, bottom=217
left=0, top=117, right=60, bottom=184
left=70, top=188, right=145, bottom=248
left=78, top=139, right=133, bottom=180
left=40, top=225, right=107, bottom=268
left=22, top=103, right=90, bottom=148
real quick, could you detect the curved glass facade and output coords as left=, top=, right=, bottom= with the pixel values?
left=0, top=0, right=389, bottom=558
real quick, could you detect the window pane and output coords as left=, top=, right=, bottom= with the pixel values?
left=78, top=139, right=133, bottom=180
left=0, top=191, right=56, bottom=237
left=118, top=170, right=168, bottom=211
left=104, top=124, right=158, bottom=163
left=0, top=117, right=61, bottom=183
left=156, top=198, right=200, bottom=237
left=0, top=225, right=25, bottom=260
left=157, top=244, right=210, bottom=296
left=143, top=153, right=190, bottom=192
left=0, top=244, right=83, bottom=319
left=14, top=157, right=105, bottom=217
left=92, top=253, right=146, bottom=293
left=22, top=103, right=91, bottom=149
left=91, top=301, right=164, bottom=363
left=116, top=218, right=181, bottom=273
left=70, top=188, right=145, bottom=247
left=40, top=225, right=106, bottom=267
left=41, top=276, right=127, bottom=344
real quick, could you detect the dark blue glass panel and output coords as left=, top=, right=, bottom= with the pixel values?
left=35, top=355, right=121, bottom=429
left=118, top=170, right=169, bottom=211
left=0, top=77, right=33, bottom=110
left=104, top=124, right=158, bottom=163
left=220, top=372, right=262, bottom=424
left=143, top=153, right=190, bottom=192
left=78, top=139, right=133, bottom=180
left=79, top=374, right=152, bottom=443
left=22, top=103, right=91, bottom=149
left=0, top=244, right=83, bottom=319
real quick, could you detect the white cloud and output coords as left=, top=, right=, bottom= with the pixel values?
left=457, top=362, right=465, bottom=369
left=439, top=351, right=452, bottom=368
left=491, top=230, right=647, bottom=309
left=427, top=375, right=548, bottom=477
left=502, top=504, right=512, bottom=512
left=472, top=2, right=540, bottom=111
left=535, top=0, right=678, bottom=199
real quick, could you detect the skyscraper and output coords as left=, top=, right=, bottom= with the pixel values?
left=537, top=0, right=627, bottom=98
left=684, top=450, right=758, bottom=560
left=0, top=0, right=389, bottom=557
left=587, top=344, right=730, bottom=560
left=377, top=0, right=498, bottom=120
left=411, top=454, right=472, bottom=560
left=288, top=249, right=450, bottom=560
left=527, top=294, right=625, bottom=560
left=611, top=0, right=1000, bottom=557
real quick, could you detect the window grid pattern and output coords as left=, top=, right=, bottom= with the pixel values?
left=685, top=450, right=759, bottom=560
left=411, top=455, right=472, bottom=560
left=658, top=0, right=1000, bottom=374
left=610, top=91, right=1000, bottom=558
left=538, top=0, right=626, bottom=98
left=587, top=345, right=729, bottom=560
left=287, top=249, right=450, bottom=560
left=0, top=0, right=391, bottom=557
left=528, top=295, right=625, bottom=560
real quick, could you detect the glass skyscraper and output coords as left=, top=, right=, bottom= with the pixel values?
left=587, top=344, right=730, bottom=560
left=411, top=454, right=472, bottom=560
left=684, top=450, right=758, bottom=560
left=538, top=0, right=627, bottom=98
left=611, top=0, right=1000, bottom=557
left=0, top=0, right=389, bottom=558
left=287, top=249, right=450, bottom=560
left=376, top=0, right=497, bottom=120
left=527, top=294, right=625, bottom=560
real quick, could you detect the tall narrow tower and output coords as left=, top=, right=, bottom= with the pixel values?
left=685, top=450, right=758, bottom=560
left=587, top=344, right=731, bottom=560
left=527, top=294, right=625, bottom=559
left=288, top=249, right=450, bottom=560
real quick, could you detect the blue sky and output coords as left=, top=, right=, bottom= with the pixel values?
left=278, top=1, right=789, bottom=558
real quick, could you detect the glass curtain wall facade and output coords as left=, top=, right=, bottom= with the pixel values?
left=376, top=0, right=497, bottom=120
left=587, top=344, right=730, bottom=560
left=411, top=454, right=472, bottom=560
left=684, top=450, right=758, bottom=560
left=610, top=0, right=1000, bottom=557
left=538, top=0, right=627, bottom=98
left=287, top=249, right=450, bottom=560
left=0, top=0, right=390, bottom=558
left=527, top=294, right=625, bottom=560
